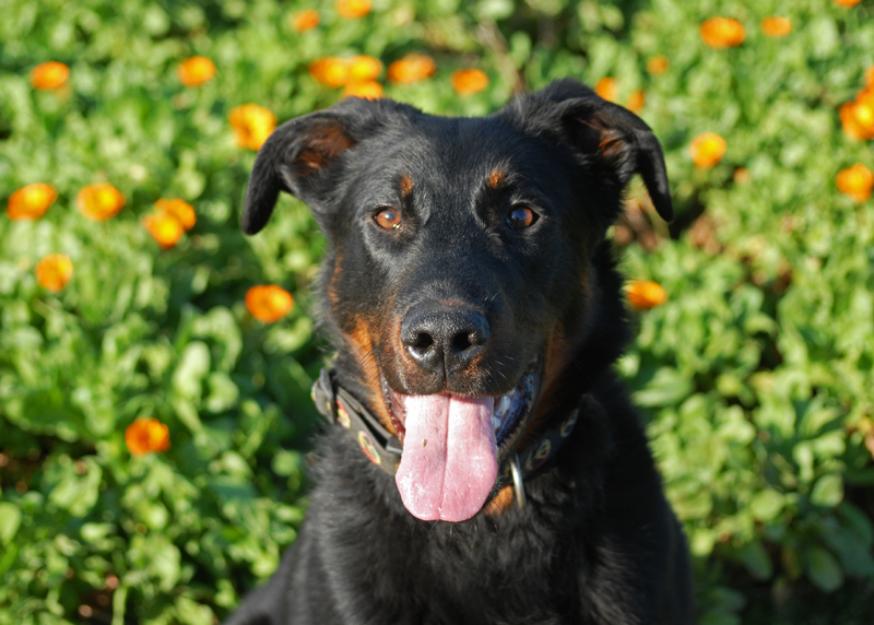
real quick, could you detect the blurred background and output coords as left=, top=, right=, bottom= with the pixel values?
left=1, top=0, right=873, bottom=623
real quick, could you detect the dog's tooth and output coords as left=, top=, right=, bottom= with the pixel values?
left=491, top=414, right=501, bottom=432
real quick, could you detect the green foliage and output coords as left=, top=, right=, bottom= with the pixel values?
left=1, top=0, right=873, bottom=623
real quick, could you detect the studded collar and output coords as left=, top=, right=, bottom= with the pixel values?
left=310, top=367, right=583, bottom=508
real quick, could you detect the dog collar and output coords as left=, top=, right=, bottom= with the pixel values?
left=310, top=367, right=581, bottom=509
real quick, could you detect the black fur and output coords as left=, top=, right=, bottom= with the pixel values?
left=228, top=79, right=694, bottom=625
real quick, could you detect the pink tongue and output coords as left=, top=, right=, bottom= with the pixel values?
left=395, top=394, right=498, bottom=522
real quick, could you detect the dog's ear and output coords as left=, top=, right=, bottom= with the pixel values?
left=503, top=78, right=673, bottom=222
left=242, top=98, right=414, bottom=234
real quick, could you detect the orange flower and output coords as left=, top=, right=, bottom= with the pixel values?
left=834, top=0, right=861, bottom=7
left=337, top=0, right=371, bottom=19
left=690, top=132, right=727, bottom=169
left=30, top=61, right=69, bottom=90
left=144, top=212, right=185, bottom=249
left=229, top=104, right=276, bottom=151
left=451, top=69, right=489, bottom=95
left=865, top=66, right=874, bottom=90
left=761, top=16, right=792, bottom=37
left=347, top=55, right=383, bottom=83
left=35, top=254, right=73, bottom=292
left=291, top=8, right=320, bottom=32
left=595, top=77, right=617, bottom=102
left=77, top=183, right=125, bottom=221
left=177, top=56, right=217, bottom=87
left=836, top=164, right=873, bottom=202
left=626, top=280, right=668, bottom=310
left=700, top=17, right=746, bottom=48
left=246, top=285, right=294, bottom=323
left=7, top=183, right=57, bottom=220
left=344, top=81, right=383, bottom=99
left=387, top=53, right=437, bottom=84
left=155, top=198, right=196, bottom=231
left=125, top=417, right=171, bottom=456
left=646, top=56, right=669, bottom=75
left=840, top=91, right=874, bottom=141
left=627, top=89, right=645, bottom=114
left=310, top=57, right=350, bottom=88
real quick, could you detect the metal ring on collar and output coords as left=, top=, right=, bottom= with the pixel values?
left=510, top=453, right=526, bottom=510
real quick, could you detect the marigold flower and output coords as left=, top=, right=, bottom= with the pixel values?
left=690, top=132, right=727, bottom=169
left=7, top=183, right=57, bottom=220
left=77, top=183, right=125, bottom=221
left=125, top=417, right=171, bottom=456
left=291, top=8, right=320, bottom=32
left=700, top=17, right=746, bottom=48
left=30, top=61, right=69, bottom=90
left=387, top=53, right=437, bottom=84
left=840, top=101, right=869, bottom=140
left=595, top=77, right=617, bottom=102
left=229, top=104, right=276, bottom=151
left=343, top=81, right=384, bottom=99
left=144, top=212, right=185, bottom=249
left=337, top=0, right=371, bottom=19
left=627, top=89, right=645, bottom=114
left=155, top=198, right=196, bottom=231
left=834, top=0, right=861, bottom=7
left=761, top=16, right=792, bottom=37
left=451, top=69, right=489, bottom=95
left=646, top=56, right=669, bottom=75
left=310, top=57, right=350, bottom=88
left=246, top=285, right=294, bottom=323
left=836, top=164, right=873, bottom=202
left=626, top=280, right=667, bottom=310
left=177, top=56, right=217, bottom=87
left=840, top=90, right=874, bottom=141
left=347, top=55, right=383, bottom=83
left=35, top=254, right=73, bottom=292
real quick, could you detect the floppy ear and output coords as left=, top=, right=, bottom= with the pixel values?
left=242, top=98, right=415, bottom=234
left=504, top=79, right=674, bottom=222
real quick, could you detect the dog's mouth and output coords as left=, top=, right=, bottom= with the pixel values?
left=380, top=362, right=541, bottom=523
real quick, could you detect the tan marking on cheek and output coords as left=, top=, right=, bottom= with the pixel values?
left=487, top=168, right=506, bottom=189
left=399, top=175, right=414, bottom=198
left=345, top=318, right=398, bottom=436
left=484, top=485, right=515, bottom=517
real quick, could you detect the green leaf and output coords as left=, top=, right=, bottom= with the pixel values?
left=810, top=474, right=843, bottom=507
left=633, top=368, right=693, bottom=407
left=804, top=546, right=844, bottom=593
left=0, top=502, right=21, bottom=544
left=750, top=490, right=784, bottom=522
left=172, top=341, right=211, bottom=399
left=737, top=540, right=773, bottom=580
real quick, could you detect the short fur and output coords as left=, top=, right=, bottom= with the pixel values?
left=227, top=79, right=694, bottom=625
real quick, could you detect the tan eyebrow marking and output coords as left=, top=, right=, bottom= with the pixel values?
left=486, top=168, right=506, bottom=189
left=399, top=174, right=414, bottom=198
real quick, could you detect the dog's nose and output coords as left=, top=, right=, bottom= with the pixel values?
left=401, top=306, right=490, bottom=373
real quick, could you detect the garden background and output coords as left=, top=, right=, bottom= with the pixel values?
left=1, top=0, right=873, bottom=623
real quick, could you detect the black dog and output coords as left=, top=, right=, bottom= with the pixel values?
left=227, top=79, right=694, bottom=625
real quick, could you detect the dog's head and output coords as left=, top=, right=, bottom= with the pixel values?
left=243, top=79, right=672, bottom=522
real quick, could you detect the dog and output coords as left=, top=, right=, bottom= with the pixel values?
left=226, top=79, right=694, bottom=625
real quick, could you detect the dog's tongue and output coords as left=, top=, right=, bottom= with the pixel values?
left=395, top=394, right=498, bottom=522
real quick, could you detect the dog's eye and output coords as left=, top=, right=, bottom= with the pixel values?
left=506, top=206, right=538, bottom=230
left=373, top=207, right=402, bottom=231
